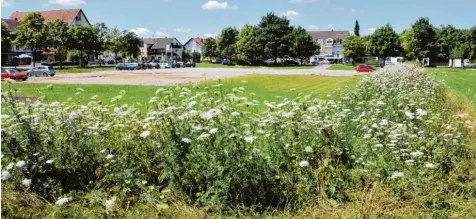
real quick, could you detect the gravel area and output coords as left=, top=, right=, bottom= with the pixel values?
left=24, top=65, right=357, bottom=86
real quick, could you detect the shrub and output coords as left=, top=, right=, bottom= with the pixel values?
left=1, top=64, right=473, bottom=213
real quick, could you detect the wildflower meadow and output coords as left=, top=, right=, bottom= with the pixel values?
left=1, top=64, right=476, bottom=218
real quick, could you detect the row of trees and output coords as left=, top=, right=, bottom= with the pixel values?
left=1, top=12, right=142, bottom=67
left=202, top=12, right=320, bottom=65
left=344, top=18, right=476, bottom=66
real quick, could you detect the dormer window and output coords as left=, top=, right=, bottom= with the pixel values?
left=326, top=39, right=333, bottom=44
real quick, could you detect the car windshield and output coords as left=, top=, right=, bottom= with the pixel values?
left=48, top=66, right=54, bottom=70
left=1, top=69, right=7, bottom=73
left=7, top=69, right=19, bottom=73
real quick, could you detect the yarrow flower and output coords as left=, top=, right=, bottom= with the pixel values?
left=425, top=163, right=436, bottom=168
left=6, top=163, right=14, bottom=170
left=410, top=151, right=424, bottom=158
left=106, top=154, right=114, bottom=160
left=244, top=136, right=257, bottom=143
left=304, top=146, right=313, bottom=153
left=21, top=178, right=32, bottom=187
left=299, top=161, right=310, bottom=167
left=140, top=130, right=151, bottom=138
left=46, top=159, right=54, bottom=164
left=231, top=112, right=240, bottom=116
left=182, top=138, right=192, bottom=143
left=55, top=197, right=69, bottom=206
left=1, top=171, right=12, bottom=180
left=105, top=197, right=116, bottom=211
left=209, top=128, right=218, bottom=134
left=15, top=160, right=26, bottom=168
left=391, top=171, right=404, bottom=179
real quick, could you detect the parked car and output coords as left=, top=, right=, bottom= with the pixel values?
left=211, top=59, right=222, bottom=64
left=356, top=64, right=375, bottom=73
left=185, top=60, right=196, bottom=67
left=222, top=59, right=231, bottom=65
left=319, top=60, right=330, bottom=65
left=160, top=63, right=171, bottom=69
left=129, top=63, right=141, bottom=70
left=149, top=62, right=160, bottom=69
left=27, top=66, right=56, bottom=77
left=311, top=60, right=319, bottom=66
left=116, top=63, right=133, bottom=70
left=107, top=60, right=116, bottom=64
left=283, top=59, right=299, bottom=66
left=463, top=59, right=471, bottom=68
left=176, top=61, right=185, bottom=68
left=1, top=68, right=28, bottom=81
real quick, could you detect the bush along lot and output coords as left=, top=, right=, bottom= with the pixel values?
left=1, top=64, right=476, bottom=218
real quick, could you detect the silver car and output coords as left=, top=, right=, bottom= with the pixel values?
left=28, top=66, right=56, bottom=77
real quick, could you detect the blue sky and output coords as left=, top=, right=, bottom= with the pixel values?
left=2, top=0, right=475, bottom=44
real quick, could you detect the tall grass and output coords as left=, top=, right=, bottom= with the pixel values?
left=1, top=64, right=475, bottom=218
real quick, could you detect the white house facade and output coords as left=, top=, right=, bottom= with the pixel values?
left=140, top=38, right=184, bottom=61
left=307, top=30, right=350, bottom=64
left=183, top=37, right=206, bottom=55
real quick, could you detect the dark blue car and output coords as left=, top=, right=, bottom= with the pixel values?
left=222, top=59, right=231, bottom=65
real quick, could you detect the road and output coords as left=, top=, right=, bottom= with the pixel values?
left=25, top=65, right=357, bottom=86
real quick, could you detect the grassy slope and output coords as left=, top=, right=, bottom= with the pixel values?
left=1, top=74, right=360, bottom=106
left=327, top=65, right=356, bottom=71
left=429, top=68, right=476, bottom=109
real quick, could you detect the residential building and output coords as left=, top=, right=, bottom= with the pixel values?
left=1, top=9, right=91, bottom=65
left=307, top=30, right=350, bottom=64
left=183, top=37, right=206, bottom=55
left=140, top=38, right=184, bottom=61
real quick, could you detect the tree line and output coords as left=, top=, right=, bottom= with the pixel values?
left=202, top=12, right=320, bottom=65
left=345, top=18, right=476, bottom=66
left=1, top=12, right=143, bottom=68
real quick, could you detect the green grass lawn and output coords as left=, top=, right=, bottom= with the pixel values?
left=55, top=66, right=116, bottom=73
left=327, top=64, right=356, bottom=71
left=266, top=65, right=316, bottom=69
left=429, top=68, right=476, bottom=109
left=1, top=74, right=360, bottom=107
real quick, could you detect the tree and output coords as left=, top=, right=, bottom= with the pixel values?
left=236, top=24, right=261, bottom=64
left=107, top=26, right=123, bottom=63
left=92, top=23, right=109, bottom=66
left=46, top=20, right=71, bottom=68
left=257, top=12, right=294, bottom=64
left=202, top=37, right=219, bottom=59
left=343, top=35, right=366, bottom=65
left=1, top=22, right=12, bottom=54
left=406, top=17, right=438, bottom=61
left=436, top=25, right=459, bottom=67
left=367, top=24, right=401, bottom=65
left=470, top=26, right=476, bottom=61
left=400, top=29, right=417, bottom=61
left=354, top=20, right=360, bottom=36
left=291, top=26, right=319, bottom=65
left=13, top=12, right=48, bottom=66
left=70, top=25, right=97, bottom=67
left=217, top=27, right=239, bottom=61
left=192, top=51, right=201, bottom=62
left=120, top=31, right=142, bottom=59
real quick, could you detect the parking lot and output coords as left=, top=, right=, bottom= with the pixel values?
left=24, top=65, right=357, bottom=86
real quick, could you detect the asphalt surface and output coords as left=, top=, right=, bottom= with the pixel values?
left=24, top=65, right=357, bottom=86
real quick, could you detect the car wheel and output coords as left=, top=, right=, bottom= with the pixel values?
left=43, top=73, right=48, bottom=77
left=22, top=77, right=27, bottom=81
left=28, top=73, right=31, bottom=77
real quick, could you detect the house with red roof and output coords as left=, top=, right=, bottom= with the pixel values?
left=183, top=37, right=207, bottom=55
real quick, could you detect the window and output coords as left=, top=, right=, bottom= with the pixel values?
left=76, top=15, right=81, bottom=21
left=326, top=38, right=333, bottom=44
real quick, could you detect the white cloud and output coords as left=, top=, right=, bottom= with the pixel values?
left=201, top=1, right=238, bottom=10
left=131, top=27, right=169, bottom=38
left=368, top=28, right=376, bottom=33
left=1, top=0, right=13, bottom=7
left=279, top=10, right=300, bottom=20
left=48, top=0, right=86, bottom=6
left=174, top=28, right=192, bottom=33
left=327, top=24, right=334, bottom=29
left=309, top=25, right=318, bottom=30
left=204, top=33, right=218, bottom=38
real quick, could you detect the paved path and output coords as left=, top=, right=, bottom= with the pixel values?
left=25, top=65, right=357, bottom=86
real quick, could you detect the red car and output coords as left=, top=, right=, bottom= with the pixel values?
left=356, top=64, right=375, bottom=73
left=1, top=68, right=28, bottom=81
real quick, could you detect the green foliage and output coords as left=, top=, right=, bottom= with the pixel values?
left=92, top=23, right=109, bottom=65
left=367, top=24, right=401, bottom=63
left=1, top=21, right=12, bottom=52
left=120, top=31, right=142, bottom=59
left=218, top=27, right=239, bottom=60
left=70, top=25, right=97, bottom=67
left=354, top=20, right=360, bottom=37
left=12, top=12, right=48, bottom=66
left=202, top=37, right=219, bottom=59
left=343, top=35, right=366, bottom=65
left=107, top=26, right=123, bottom=59
left=470, top=26, right=476, bottom=61
left=436, top=25, right=459, bottom=60
left=257, top=12, right=294, bottom=63
left=46, top=20, right=71, bottom=68
left=192, top=51, right=201, bottom=62
left=236, top=24, right=261, bottom=63
left=291, top=26, right=319, bottom=64
left=405, top=17, right=438, bottom=60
